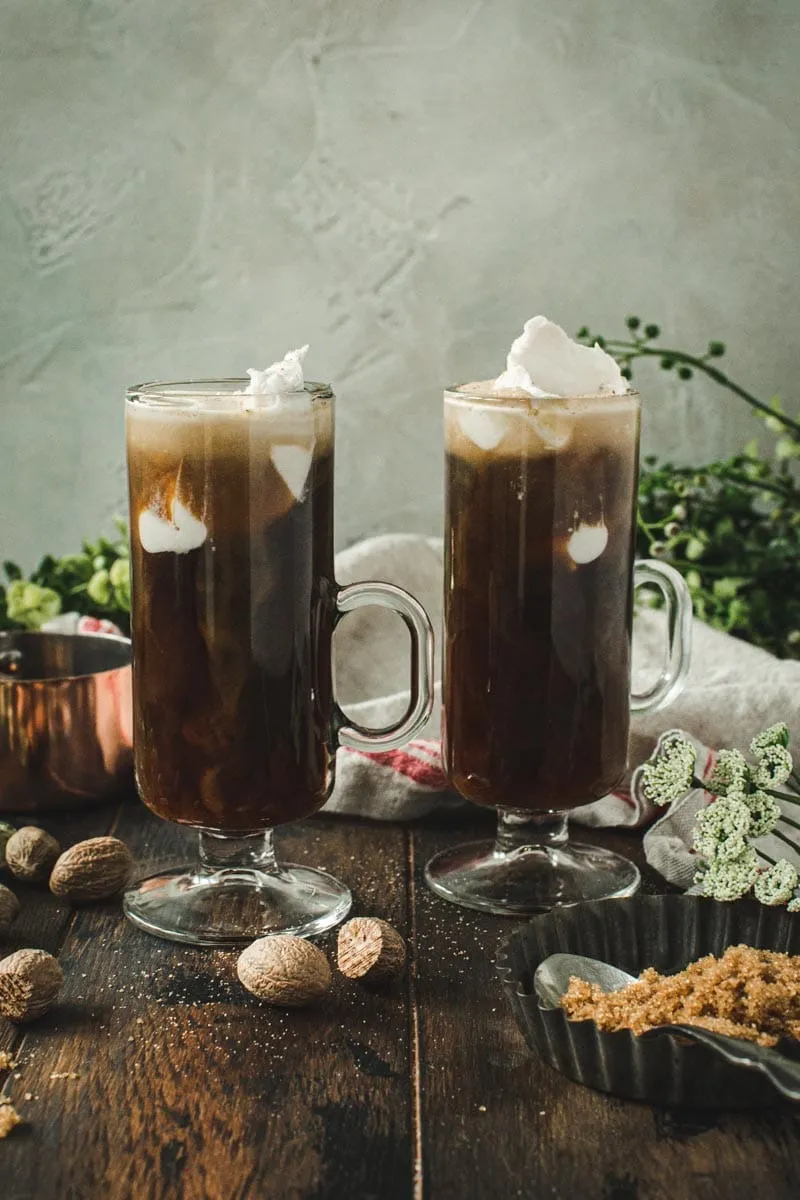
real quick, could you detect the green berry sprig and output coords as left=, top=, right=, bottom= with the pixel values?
left=577, top=319, right=800, bottom=659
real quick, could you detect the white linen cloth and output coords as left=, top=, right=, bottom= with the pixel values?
left=326, top=535, right=800, bottom=884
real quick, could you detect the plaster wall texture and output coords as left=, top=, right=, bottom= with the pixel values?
left=1, top=0, right=798, bottom=566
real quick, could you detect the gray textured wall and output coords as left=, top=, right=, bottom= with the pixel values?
left=2, top=1, right=798, bottom=567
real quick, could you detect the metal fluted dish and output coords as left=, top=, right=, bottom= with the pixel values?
left=496, top=894, right=800, bottom=1108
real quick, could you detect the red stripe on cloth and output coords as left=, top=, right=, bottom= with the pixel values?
left=701, top=748, right=718, bottom=803
left=611, top=790, right=636, bottom=809
left=347, top=745, right=448, bottom=789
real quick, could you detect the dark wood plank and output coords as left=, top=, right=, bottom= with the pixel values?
left=1, top=805, right=413, bottom=1200
left=411, top=818, right=800, bottom=1200
left=1, top=802, right=121, bottom=1078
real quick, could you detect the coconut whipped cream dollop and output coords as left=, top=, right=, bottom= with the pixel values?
left=495, top=318, right=625, bottom=567
left=452, top=317, right=633, bottom=568
left=139, top=497, right=207, bottom=555
left=137, top=346, right=319, bottom=555
left=243, top=345, right=309, bottom=405
left=494, top=316, right=628, bottom=398
left=244, top=344, right=315, bottom=500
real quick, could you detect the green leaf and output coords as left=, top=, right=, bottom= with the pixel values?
left=87, top=569, right=113, bottom=607
left=776, top=437, right=800, bottom=460
left=6, top=581, right=62, bottom=629
left=713, top=577, right=746, bottom=601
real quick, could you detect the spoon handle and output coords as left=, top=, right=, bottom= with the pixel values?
left=657, top=1024, right=800, bottom=1101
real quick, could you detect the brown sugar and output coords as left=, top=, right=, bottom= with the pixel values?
left=561, top=944, right=800, bottom=1047
left=0, top=1101, right=22, bottom=1138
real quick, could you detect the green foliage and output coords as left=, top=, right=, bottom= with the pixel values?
left=0, top=518, right=131, bottom=635
left=577, top=321, right=800, bottom=659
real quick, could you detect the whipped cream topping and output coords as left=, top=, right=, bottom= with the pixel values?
left=494, top=316, right=628, bottom=398
left=139, top=497, right=207, bottom=555
left=244, top=345, right=309, bottom=406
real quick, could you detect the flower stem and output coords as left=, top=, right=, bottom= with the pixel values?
left=763, top=787, right=800, bottom=805
left=665, top=560, right=740, bottom=578
left=769, top=825, right=799, bottom=854
left=778, top=810, right=800, bottom=835
left=709, top=471, right=796, bottom=499
left=604, top=340, right=800, bottom=437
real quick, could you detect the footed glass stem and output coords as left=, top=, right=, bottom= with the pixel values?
left=424, top=809, right=640, bottom=915
left=123, top=829, right=352, bottom=946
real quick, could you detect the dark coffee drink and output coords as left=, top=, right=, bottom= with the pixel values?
left=127, top=385, right=335, bottom=832
left=442, top=386, right=641, bottom=812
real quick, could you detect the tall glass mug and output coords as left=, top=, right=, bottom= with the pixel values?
left=425, top=384, right=692, bottom=914
left=124, top=379, right=434, bottom=944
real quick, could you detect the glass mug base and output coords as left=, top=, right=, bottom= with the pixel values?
left=423, top=811, right=640, bottom=916
left=123, top=830, right=352, bottom=945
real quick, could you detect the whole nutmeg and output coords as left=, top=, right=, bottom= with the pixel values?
left=49, top=837, right=135, bottom=903
left=5, top=827, right=61, bottom=883
left=0, top=948, right=63, bottom=1022
left=0, top=885, right=20, bottom=937
left=337, top=917, right=407, bottom=986
left=237, top=935, right=332, bottom=1008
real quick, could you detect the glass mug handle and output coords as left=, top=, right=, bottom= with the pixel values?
left=334, top=582, right=435, bottom=751
left=631, top=559, right=693, bottom=715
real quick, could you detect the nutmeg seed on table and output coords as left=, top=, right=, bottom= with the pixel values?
left=237, top=935, right=332, bottom=1007
left=49, top=837, right=135, bottom=903
left=337, top=917, right=407, bottom=986
left=4, top=827, right=62, bottom=883
left=0, top=948, right=63, bottom=1022
left=0, top=885, right=20, bottom=937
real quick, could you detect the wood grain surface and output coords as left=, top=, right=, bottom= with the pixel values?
left=2, top=800, right=799, bottom=1200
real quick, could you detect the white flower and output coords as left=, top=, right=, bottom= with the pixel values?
left=753, top=860, right=799, bottom=907
left=751, top=745, right=793, bottom=789
left=707, top=749, right=750, bottom=797
left=741, top=790, right=781, bottom=839
left=696, top=847, right=759, bottom=901
left=750, top=723, right=789, bottom=754
left=637, top=732, right=697, bottom=807
left=693, top=797, right=753, bottom=862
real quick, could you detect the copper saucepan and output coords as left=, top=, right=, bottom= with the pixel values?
left=0, top=631, right=133, bottom=813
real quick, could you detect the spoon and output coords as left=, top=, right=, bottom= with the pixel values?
left=534, top=952, right=800, bottom=1101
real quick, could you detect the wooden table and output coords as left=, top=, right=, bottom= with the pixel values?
left=2, top=800, right=799, bottom=1200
